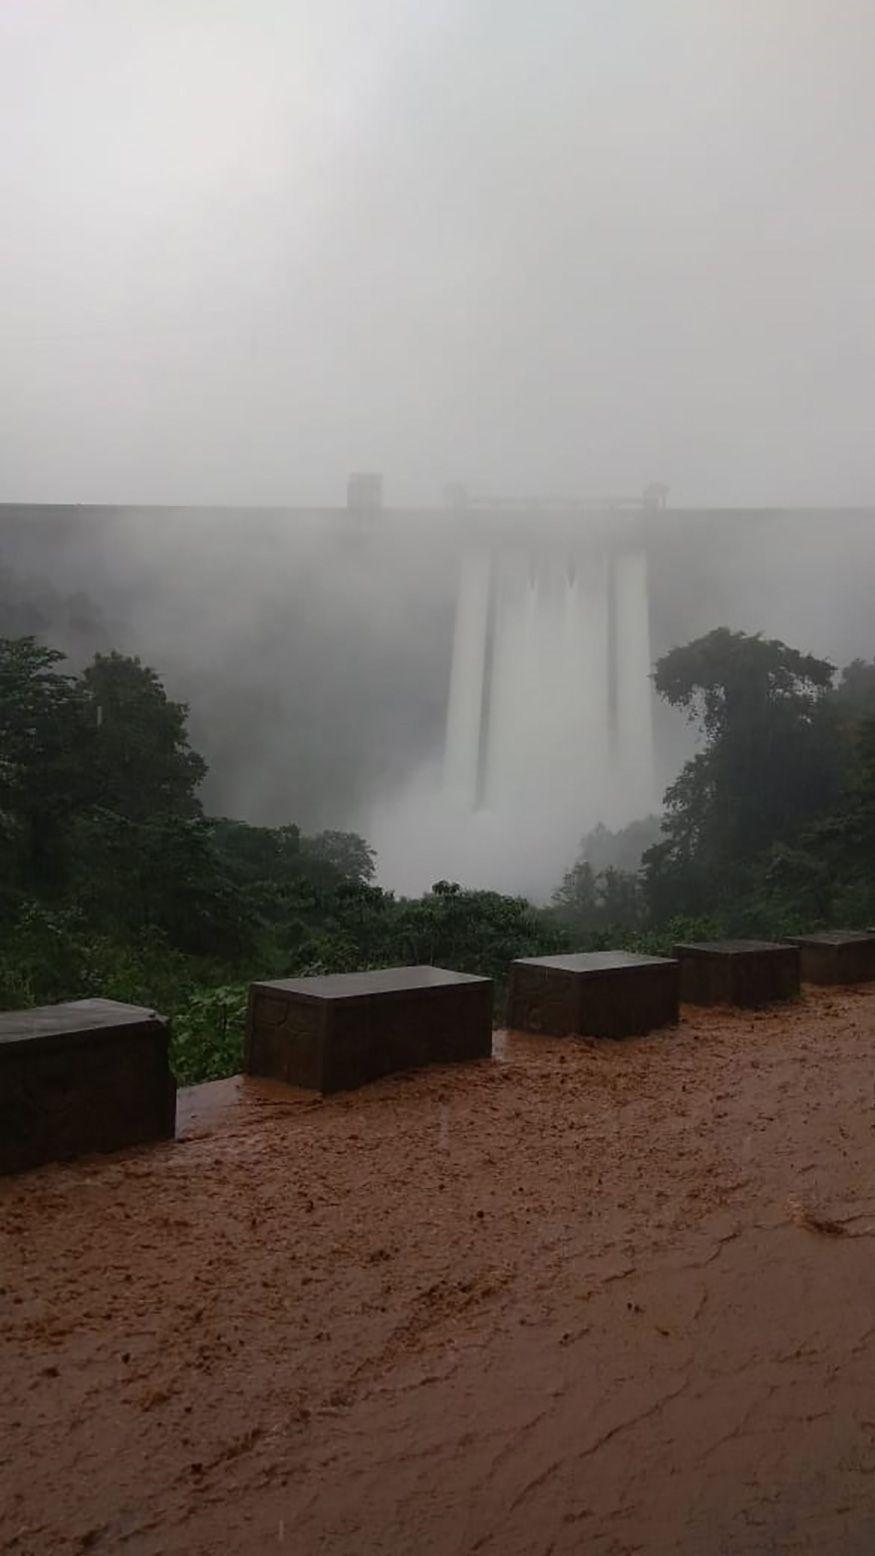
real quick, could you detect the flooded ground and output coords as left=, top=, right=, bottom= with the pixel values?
left=3, top=986, right=875, bottom=1554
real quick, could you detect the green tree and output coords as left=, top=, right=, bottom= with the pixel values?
left=72, top=810, right=252, bottom=958
left=391, top=881, right=567, bottom=1012
left=575, top=816, right=662, bottom=874
left=211, top=819, right=302, bottom=887
left=551, top=859, right=600, bottom=929
left=300, top=829, right=377, bottom=886
left=551, top=856, right=643, bottom=935
left=645, top=629, right=841, bottom=917
left=78, top=652, right=206, bottom=821
left=0, top=636, right=84, bottom=899
left=598, top=866, right=644, bottom=929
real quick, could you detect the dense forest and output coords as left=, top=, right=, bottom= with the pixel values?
left=2, top=627, right=873, bottom=1083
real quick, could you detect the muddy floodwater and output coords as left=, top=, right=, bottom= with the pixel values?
left=3, top=987, right=875, bottom=1554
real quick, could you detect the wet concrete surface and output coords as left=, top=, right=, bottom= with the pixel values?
left=3, top=986, right=875, bottom=1554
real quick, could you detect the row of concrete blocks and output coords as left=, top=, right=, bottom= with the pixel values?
left=2, top=931, right=874, bottom=1176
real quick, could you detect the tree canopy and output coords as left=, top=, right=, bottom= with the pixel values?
left=645, top=629, right=843, bottom=917
left=81, top=652, right=206, bottom=821
left=2, top=623, right=874, bottom=1085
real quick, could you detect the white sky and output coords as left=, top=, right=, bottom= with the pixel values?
left=3, top=0, right=875, bottom=506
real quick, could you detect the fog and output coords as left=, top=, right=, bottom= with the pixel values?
left=3, top=502, right=875, bottom=900
left=2, top=4, right=875, bottom=900
left=3, top=2, right=875, bottom=507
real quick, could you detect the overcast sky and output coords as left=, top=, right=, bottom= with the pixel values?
left=3, top=0, right=875, bottom=507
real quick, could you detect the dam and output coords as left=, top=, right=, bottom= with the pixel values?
left=1, top=492, right=874, bottom=897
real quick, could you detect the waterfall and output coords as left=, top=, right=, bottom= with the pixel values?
left=367, top=526, right=656, bottom=901
left=442, top=533, right=655, bottom=855
left=442, top=546, right=491, bottom=806
left=613, top=548, right=656, bottom=819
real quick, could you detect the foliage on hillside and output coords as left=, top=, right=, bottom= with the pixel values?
left=642, top=632, right=875, bottom=933
left=1, top=628, right=873, bottom=1085
left=0, top=635, right=573, bottom=1078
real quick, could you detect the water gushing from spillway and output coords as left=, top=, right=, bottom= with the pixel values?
left=370, top=522, right=657, bottom=900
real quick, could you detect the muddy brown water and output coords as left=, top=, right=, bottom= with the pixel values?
left=3, top=987, right=875, bottom=1554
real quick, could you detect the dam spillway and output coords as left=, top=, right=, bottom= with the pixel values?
left=443, top=511, right=656, bottom=836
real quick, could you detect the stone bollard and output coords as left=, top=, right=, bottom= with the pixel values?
left=245, top=965, right=493, bottom=1094
left=786, top=931, right=875, bottom=985
left=673, top=940, right=800, bottom=1007
left=0, top=998, right=176, bottom=1175
left=507, top=950, right=679, bottom=1039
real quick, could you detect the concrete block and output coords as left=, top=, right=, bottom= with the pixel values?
left=0, top=999, right=176, bottom=1175
left=787, top=930, right=875, bottom=985
left=507, top=951, right=679, bottom=1039
left=674, top=940, right=799, bottom=1007
left=245, top=965, right=493, bottom=1094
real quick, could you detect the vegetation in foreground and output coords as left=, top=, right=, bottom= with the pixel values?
left=1, top=628, right=873, bottom=1083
